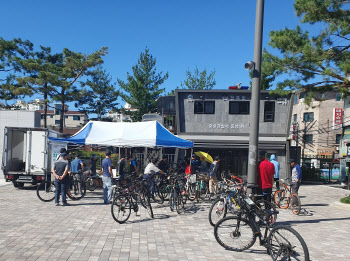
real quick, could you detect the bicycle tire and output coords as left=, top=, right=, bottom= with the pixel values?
left=176, top=194, right=185, bottom=214
left=87, top=179, right=97, bottom=191
left=169, top=190, right=176, bottom=212
left=290, top=193, right=301, bottom=215
left=111, top=195, right=131, bottom=224
left=187, top=183, right=197, bottom=201
left=274, top=190, right=289, bottom=209
left=209, top=198, right=227, bottom=227
left=159, top=184, right=170, bottom=200
left=145, top=193, right=154, bottom=218
left=37, top=181, right=55, bottom=202
left=268, top=225, right=309, bottom=261
left=67, top=180, right=86, bottom=200
left=153, top=185, right=164, bottom=204
left=214, top=216, right=256, bottom=251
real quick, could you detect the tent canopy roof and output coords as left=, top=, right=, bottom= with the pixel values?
left=49, top=121, right=193, bottom=148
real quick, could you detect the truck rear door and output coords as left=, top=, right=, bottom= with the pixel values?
left=25, top=130, right=47, bottom=174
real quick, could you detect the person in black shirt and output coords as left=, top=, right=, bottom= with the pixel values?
left=53, top=153, right=70, bottom=206
left=158, top=156, right=168, bottom=173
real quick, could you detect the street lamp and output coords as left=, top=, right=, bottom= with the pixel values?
left=97, top=100, right=101, bottom=121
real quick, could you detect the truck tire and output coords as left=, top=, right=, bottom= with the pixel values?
left=13, top=181, right=24, bottom=188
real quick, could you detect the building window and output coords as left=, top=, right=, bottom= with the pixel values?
left=229, top=101, right=250, bottom=114
left=194, top=101, right=215, bottom=114
left=303, top=134, right=313, bottom=144
left=336, top=134, right=342, bottom=144
left=50, top=115, right=53, bottom=118
left=264, top=101, right=275, bottom=122
left=55, top=120, right=60, bottom=125
left=303, top=112, right=314, bottom=122
left=293, top=114, right=297, bottom=123
left=336, top=93, right=342, bottom=101
left=41, top=115, right=44, bottom=119
left=65, top=116, right=68, bottom=119
left=73, top=116, right=81, bottom=121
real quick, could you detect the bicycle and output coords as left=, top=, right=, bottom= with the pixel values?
left=214, top=185, right=309, bottom=260
left=168, top=174, right=186, bottom=214
left=111, top=177, right=154, bottom=223
left=37, top=174, right=85, bottom=202
left=274, top=178, right=301, bottom=215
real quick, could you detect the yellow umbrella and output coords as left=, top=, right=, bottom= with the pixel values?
left=194, top=151, right=213, bottom=164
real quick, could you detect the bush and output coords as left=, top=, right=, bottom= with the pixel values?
left=301, top=167, right=323, bottom=182
left=340, top=197, right=350, bottom=204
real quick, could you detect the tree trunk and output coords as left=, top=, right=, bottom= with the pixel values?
left=59, top=88, right=65, bottom=133
left=43, top=83, right=48, bottom=128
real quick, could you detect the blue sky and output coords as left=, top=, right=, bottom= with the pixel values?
left=0, top=0, right=304, bottom=110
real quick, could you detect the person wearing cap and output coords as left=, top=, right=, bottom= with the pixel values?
left=191, top=155, right=199, bottom=173
left=208, top=156, right=221, bottom=194
left=289, top=159, right=302, bottom=194
left=70, top=154, right=84, bottom=194
left=257, top=151, right=275, bottom=202
left=270, top=154, right=280, bottom=190
left=52, top=153, right=70, bottom=206
left=157, top=156, right=168, bottom=173
left=102, top=151, right=114, bottom=204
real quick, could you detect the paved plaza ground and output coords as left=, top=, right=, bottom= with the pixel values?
left=0, top=180, right=350, bottom=261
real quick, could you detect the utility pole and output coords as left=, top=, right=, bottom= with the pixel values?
left=247, top=0, right=265, bottom=194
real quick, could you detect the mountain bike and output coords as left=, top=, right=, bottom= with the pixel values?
left=274, top=178, right=301, bottom=215
left=214, top=185, right=309, bottom=260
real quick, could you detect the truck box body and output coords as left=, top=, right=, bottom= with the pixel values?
left=2, top=127, right=66, bottom=187
left=0, top=110, right=41, bottom=179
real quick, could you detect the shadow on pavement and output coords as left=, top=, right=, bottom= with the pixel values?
left=278, top=216, right=350, bottom=225
left=302, top=203, right=329, bottom=207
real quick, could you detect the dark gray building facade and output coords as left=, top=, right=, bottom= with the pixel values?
left=172, top=89, right=294, bottom=179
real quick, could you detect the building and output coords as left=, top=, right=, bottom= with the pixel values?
left=107, top=103, right=136, bottom=122
left=36, top=104, right=88, bottom=128
left=291, top=91, right=343, bottom=180
left=157, top=89, right=294, bottom=179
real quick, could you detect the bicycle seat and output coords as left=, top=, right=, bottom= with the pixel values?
left=265, top=209, right=279, bottom=216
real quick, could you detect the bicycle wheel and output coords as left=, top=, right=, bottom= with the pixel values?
left=209, top=198, right=227, bottom=227
left=187, top=183, right=197, bottom=201
left=145, top=193, right=154, bottom=218
left=169, top=190, right=176, bottom=212
left=214, top=216, right=256, bottom=251
left=87, top=179, right=97, bottom=191
left=274, top=190, right=289, bottom=209
left=111, top=195, right=131, bottom=224
left=67, top=180, right=86, bottom=200
left=256, top=199, right=278, bottom=225
left=37, top=181, right=55, bottom=202
left=153, top=185, right=164, bottom=204
left=176, top=193, right=185, bottom=214
left=290, top=194, right=301, bottom=215
left=268, top=225, right=309, bottom=261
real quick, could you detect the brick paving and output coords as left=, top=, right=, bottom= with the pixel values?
left=0, top=180, right=350, bottom=261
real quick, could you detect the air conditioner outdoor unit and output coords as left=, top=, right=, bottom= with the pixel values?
left=336, top=146, right=339, bottom=151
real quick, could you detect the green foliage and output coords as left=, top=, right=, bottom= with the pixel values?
left=340, top=197, right=350, bottom=204
left=301, top=167, right=322, bottom=181
left=179, top=66, right=216, bottom=90
left=261, top=0, right=350, bottom=94
left=77, top=65, right=119, bottom=117
left=249, top=49, right=276, bottom=90
left=117, top=47, right=168, bottom=122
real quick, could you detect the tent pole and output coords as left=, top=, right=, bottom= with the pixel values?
left=118, top=147, right=121, bottom=175
left=189, top=148, right=193, bottom=172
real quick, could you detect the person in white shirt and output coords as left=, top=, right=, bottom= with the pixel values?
left=144, top=158, right=166, bottom=176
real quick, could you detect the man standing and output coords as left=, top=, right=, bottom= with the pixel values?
left=289, top=159, right=302, bottom=194
left=102, top=151, right=114, bottom=204
left=208, top=156, right=221, bottom=194
left=199, top=157, right=208, bottom=174
left=52, top=153, right=70, bottom=206
left=270, top=154, right=280, bottom=190
left=70, top=154, right=84, bottom=190
left=90, top=154, right=97, bottom=175
left=118, top=157, right=126, bottom=180
left=191, top=155, right=199, bottom=173
left=257, top=151, right=275, bottom=202
left=128, top=154, right=139, bottom=176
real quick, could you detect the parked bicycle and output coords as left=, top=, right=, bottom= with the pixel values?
left=274, top=178, right=301, bottom=215
left=214, top=184, right=309, bottom=260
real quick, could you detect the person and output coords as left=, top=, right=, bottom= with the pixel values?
left=70, top=154, right=84, bottom=189
left=102, top=151, right=114, bottom=204
left=270, top=154, right=280, bottom=190
left=185, top=158, right=193, bottom=175
left=199, top=156, right=208, bottom=174
left=144, top=158, right=165, bottom=195
left=55, top=148, right=67, bottom=161
left=257, top=151, right=275, bottom=202
left=128, top=154, right=139, bottom=176
left=289, top=159, right=302, bottom=194
left=118, top=157, right=126, bottom=180
left=52, top=153, right=70, bottom=206
left=191, top=155, right=199, bottom=173
left=90, top=154, right=97, bottom=175
left=157, top=156, right=168, bottom=173
left=208, top=156, right=221, bottom=194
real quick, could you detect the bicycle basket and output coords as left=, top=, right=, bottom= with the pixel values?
left=188, top=174, right=197, bottom=184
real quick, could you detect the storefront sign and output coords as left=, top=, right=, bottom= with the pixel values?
left=208, top=123, right=250, bottom=129
left=304, top=154, right=333, bottom=159
left=316, top=149, right=334, bottom=156
left=333, top=108, right=343, bottom=129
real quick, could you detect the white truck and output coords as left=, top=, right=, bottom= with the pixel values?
left=2, top=127, right=66, bottom=188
